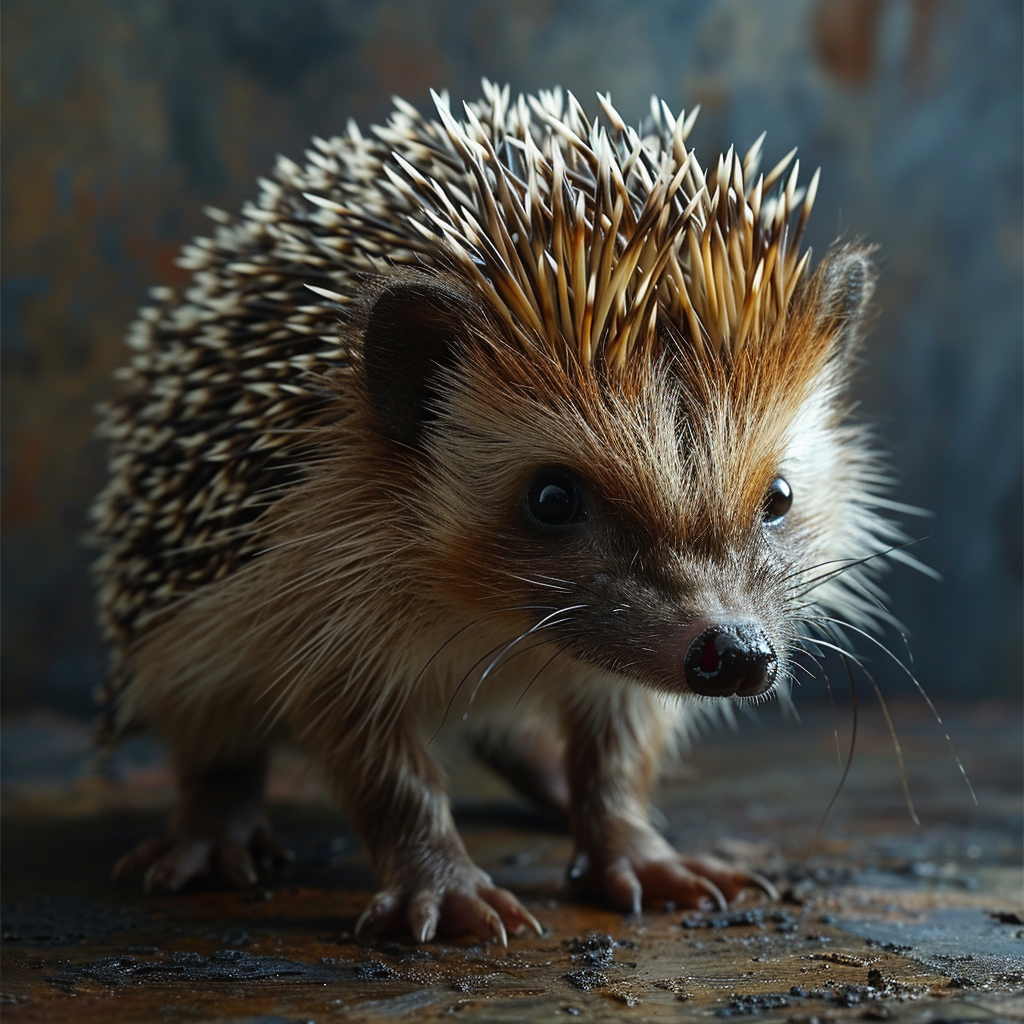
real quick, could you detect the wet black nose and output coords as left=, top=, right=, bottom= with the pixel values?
left=683, top=625, right=778, bottom=697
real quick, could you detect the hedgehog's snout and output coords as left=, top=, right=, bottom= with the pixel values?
left=682, top=625, right=777, bottom=698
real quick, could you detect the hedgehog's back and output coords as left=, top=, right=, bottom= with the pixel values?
left=90, top=135, right=390, bottom=695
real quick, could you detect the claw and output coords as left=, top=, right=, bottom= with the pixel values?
left=478, top=884, right=544, bottom=938
left=252, top=827, right=295, bottom=869
left=142, top=863, right=163, bottom=894
left=409, top=893, right=440, bottom=944
left=487, top=912, right=508, bottom=948
left=220, top=842, right=259, bottom=887
left=355, top=891, right=399, bottom=938
left=579, top=836, right=777, bottom=915
left=144, top=860, right=175, bottom=894
left=626, top=879, right=642, bottom=917
left=143, top=840, right=212, bottom=893
left=695, top=875, right=728, bottom=912
left=521, top=907, right=545, bottom=937
left=680, top=855, right=777, bottom=903
left=360, top=867, right=536, bottom=944
left=114, top=819, right=291, bottom=893
left=747, top=870, right=779, bottom=901
left=112, top=837, right=173, bottom=883
left=567, top=851, right=588, bottom=882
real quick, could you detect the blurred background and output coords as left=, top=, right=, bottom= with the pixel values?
left=2, top=0, right=1021, bottom=718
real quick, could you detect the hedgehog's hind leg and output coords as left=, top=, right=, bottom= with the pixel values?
left=113, top=749, right=293, bottom=892
left=470, top=720, right=569, bottom=817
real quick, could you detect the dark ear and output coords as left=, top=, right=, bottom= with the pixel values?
left=814, top=244, right=877, bottom=365
left=362, top=280, right=475, bottom=447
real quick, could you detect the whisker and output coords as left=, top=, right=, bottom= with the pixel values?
left=427, top=604, right=588, bottom=744
left=780, top=556, right=859, bottom=585
left=412, top=618, right=486, bottom=698
left=807, top=615, right=977, bottom=805
left=513, top=641, right=583, bottom=710
left=779, top=543, right=911, bottom=585
left=410, top=604, right=565, bottom=696
left=798, top=634, right=870, bottom=671
left=811, top=614, right=925, bottom=823
left=534, top=573, right=576, bottom=587
left=814, top=620, right=920, bottom=826
left=805, top=643, right=844, bottom=773
left=792, top=639, right=830, bottom=698
left=791, top=536, right=931, bottom=598
left=429, top=640, right=509, bottom=746
left=788, top=660, right=817, bottom=680
left=814, top=653, right=859, bottom=838
left=842, top=584, right=907, bottom=634
left=867, top=669, right=919, bottom=825
left=795, top=639, right=827, bottom=668
left=508, top=574, right=572, bottom=592
left=469, top=605, right=588, bottom=703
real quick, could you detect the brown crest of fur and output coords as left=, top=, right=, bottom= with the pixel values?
left=387, top=85, right=820, bottom=376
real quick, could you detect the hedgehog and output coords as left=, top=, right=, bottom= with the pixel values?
left=92, top=80, right=911, bottom=944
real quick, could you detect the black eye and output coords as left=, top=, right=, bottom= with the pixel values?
left=763, top=477, right=793, bottom=524
left=526, top=470, right=585, bottom=528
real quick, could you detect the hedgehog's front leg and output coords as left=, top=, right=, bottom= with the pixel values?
left=562, top=684, right=774, bottom=914
left=326, top=717, right=542, bottom=944
left=113, top=749, right=292, bottom=891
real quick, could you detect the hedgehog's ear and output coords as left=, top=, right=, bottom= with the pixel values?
left=813, top=245, right=876, bottom=368
left=362, top=280, right=475, bottom=447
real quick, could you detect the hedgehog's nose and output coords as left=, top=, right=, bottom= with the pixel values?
left=683, top=625, right=777, bottom=697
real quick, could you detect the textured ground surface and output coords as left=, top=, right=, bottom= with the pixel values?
left=2, top=698, right=1021, bottom=1023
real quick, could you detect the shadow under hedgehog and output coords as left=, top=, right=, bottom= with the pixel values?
left=92, top=81, right=908, bottom=944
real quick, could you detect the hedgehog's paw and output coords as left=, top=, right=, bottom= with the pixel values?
left=112, top=821, right=293, bottom=893
left=676, top=853, right=778, bottom=904
left=354, top=861, right=543, bottom=945
left=574, top=830, right=776, bottom=914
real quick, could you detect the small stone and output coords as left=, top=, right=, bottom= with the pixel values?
left=564, top=968, right=608, bottom=991
left=356, top=959, right=397, bottom=980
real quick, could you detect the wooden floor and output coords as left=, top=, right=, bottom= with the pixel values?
left=2, top=698, right=1022, bottom=1023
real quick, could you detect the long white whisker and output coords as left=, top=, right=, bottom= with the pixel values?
left=807, top=615, right=977, bottom=805
left=813, top=653, right=859, bottom=837
left=430, top=639, right=510, bottom=745
left=507, top=574, right=572, bottom=592
left=792, top=536, right=931, bottom=598
left=814, top=620, right=920, bottom=826
left=468, top=605, right=588, bottom=703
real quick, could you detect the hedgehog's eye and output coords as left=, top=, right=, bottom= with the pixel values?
left=526, top=470, right=586, bottom=529
left=763, top=477, right=793, bottom=524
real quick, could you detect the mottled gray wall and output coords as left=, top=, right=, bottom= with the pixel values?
left=2, top=0, right=1021, bottom=713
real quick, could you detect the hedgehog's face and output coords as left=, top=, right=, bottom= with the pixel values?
left=362, top=251, right=886, bottom=702
left=413, top=371, right=833, bottom=703
left=513, top=464, right=794, bottom=700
